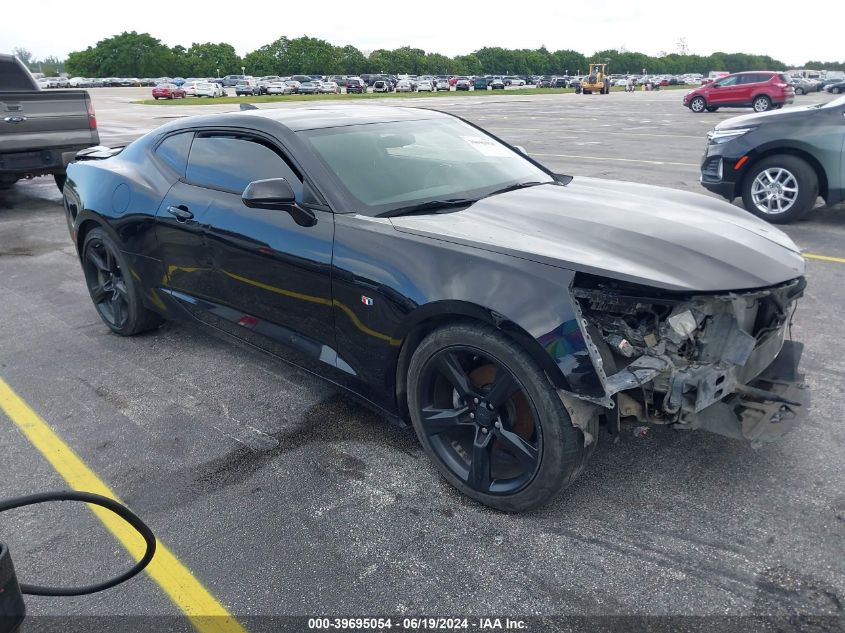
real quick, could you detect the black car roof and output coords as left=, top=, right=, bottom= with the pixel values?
left=187, top=105, right=450, bottom=132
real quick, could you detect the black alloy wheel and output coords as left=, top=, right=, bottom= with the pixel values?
left=83, top=235, right=131, bottom=329
left=408, top=324, right=595, bottom=512
left=82, top=228, right=163, bottom=335
left=416, top=346, right=542, bottom=495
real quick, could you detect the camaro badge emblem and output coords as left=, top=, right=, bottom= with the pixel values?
left=361, top=296, right=374, bottom=306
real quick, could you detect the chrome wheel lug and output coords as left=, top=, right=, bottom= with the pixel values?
left=473, top=397, right=479, bottom=405
left=469, top=412, right=475, bottom=419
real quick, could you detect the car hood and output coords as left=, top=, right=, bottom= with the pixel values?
left=715, top=105, right=819, bottom=130
left=389, top=179, right=805, bottom=292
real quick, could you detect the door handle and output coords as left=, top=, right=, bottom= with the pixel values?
left=167, top=205, right=194, bottom=222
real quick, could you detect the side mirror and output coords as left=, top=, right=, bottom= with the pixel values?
left=242, top=178, right=316, bottom=227
left=712, top=83, right=720, bottom=88
left=242, top=178, right=296, bottom=209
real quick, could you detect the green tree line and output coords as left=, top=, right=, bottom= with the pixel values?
left=57, top=31, right=839, bottom=78
left=12, top=47, right=65, bottom=75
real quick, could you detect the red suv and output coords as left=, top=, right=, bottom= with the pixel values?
left=683, top=71, right=794, bottom=113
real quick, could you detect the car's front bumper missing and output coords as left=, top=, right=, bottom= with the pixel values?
left=678, top=340, right=809, bottom=445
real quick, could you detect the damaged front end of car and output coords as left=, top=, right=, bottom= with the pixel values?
left=568, top=274, right=809, bottom=445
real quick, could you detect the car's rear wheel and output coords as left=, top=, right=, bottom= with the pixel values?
left=753, top=95, right=772, bottom=112
left=741, top=155, right=818, bottom=224
left=689, top=96, right=706, bottom=112
left=407, top=323, right=595, bottom=512
left=795, top=87, right=805, bottom=95
left=82, top=228, right=163, bottom=336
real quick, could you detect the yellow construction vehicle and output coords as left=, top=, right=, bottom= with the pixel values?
left=579, top=63, right=611, bottom=94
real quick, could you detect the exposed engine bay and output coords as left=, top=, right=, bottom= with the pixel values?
left=571, top=275, right=809, bottom=444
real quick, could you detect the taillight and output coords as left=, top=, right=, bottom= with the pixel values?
left=85, top=95, right=97, bottom=130
left=776, top=83, right=788, bottom=88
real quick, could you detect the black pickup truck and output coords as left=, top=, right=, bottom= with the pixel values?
left=0, top=53, right=99, bottom=191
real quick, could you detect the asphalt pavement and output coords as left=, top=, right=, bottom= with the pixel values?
left=0, top=87, right=843, bottom=628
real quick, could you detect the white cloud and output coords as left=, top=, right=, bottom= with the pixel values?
left=2, top=0, right=840, bottom=66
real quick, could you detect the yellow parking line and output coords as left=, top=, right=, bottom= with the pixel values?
left=0, top=377, right=247, bottom=633
left=804, top=252, right=845, bottom=264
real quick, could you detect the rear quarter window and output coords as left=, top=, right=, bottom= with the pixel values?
left=155, top=132, right=194, bottom=177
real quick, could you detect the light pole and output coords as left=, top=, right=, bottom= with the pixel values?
left=216, top=62, right=220, bottom=78
left=241, top=65, right=245, bottom=77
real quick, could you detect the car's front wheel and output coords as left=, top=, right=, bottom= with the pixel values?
left=689, top=96, right=706, bottom=112
left=752, top=95, right=772, bottom=112
left=407, top=323, right=596, bottom=512
left=741, top=155, right=818, bottom=224
left=82, top=228, right=164, bottom=336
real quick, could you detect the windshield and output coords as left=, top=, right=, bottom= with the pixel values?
left=300, top=117, right=553, bottom=216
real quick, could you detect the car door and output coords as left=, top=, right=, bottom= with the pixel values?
left=174, top=131, right=338, bottom=365
left=152, top=131, right=224, bottom=304
left=737, top=73, right=768, bottom=105
left=707, top=74, right=743, bottom=105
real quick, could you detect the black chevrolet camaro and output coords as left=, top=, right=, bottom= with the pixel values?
left=64, top=106, right=809, bottom=511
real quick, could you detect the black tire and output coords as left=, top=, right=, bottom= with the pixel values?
left=54, top=173, right=66, bottom=192
left=833, top=87, right=841, bottom=94
left=706, top=106, right=719, bottom=112
left=689, top=96, right=706, bottom=113
left=741, top=155, right=818, bottom=224
left=407, top=323, right=596, bottom=512
left=81, top=227, right=163, bottom=335
left=795, top=87, right=804, bottom=95
left=752, top=95, right=772, bottom=112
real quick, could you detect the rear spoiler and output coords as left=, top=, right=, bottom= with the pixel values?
left=74, top=145, right=125, bottom=161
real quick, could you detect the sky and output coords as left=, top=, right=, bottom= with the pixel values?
left=2, top=0, right=841, bottom=67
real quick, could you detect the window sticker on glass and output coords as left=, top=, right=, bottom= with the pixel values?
left=461, top=136, right=510, bottom=157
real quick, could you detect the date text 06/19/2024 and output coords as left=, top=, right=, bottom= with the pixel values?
left=307, top=617, right=528, bottom=630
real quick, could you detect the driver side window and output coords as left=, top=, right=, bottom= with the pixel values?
left=185, top=134, right=303, bottom=198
